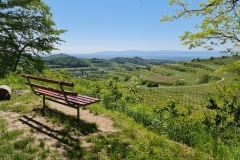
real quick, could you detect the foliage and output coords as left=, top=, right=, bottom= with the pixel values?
left=44, top=56, right=91, bottom=68
left=46, top=53, right=70, bottom=58
left=146, top=65, right=151, bottom=71
left=1, top=55, right=240, bottom=159
left=161, top=0, right=240, bottom=54
left=124, top=75, right=132, bottom=81
left=102, top=80, right=124, bottom=110
left=0, top=0, right=65, bottom=77
left=0, top=72, right=26, bottom=89
left=167, top=64, right=197, bottom=73
left=96, top=71, right=240, bottom=159
left=197, top=74, right=221, bottom=84
left=89, top=58, right=113, bottom=67
left=222, top=60, right=240, bottom=74
left=183, top=62, right=215, bottom=72
left=110, top=56, right=174, bottom=66
left=175, top=79, right=186, bottom=86
left=198, top=74, right=211, bottom=84
left=146, top=82, right=159, bottom=87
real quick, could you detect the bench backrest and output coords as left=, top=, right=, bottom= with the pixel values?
left=21, top=74, right=74, bottom=87
left=21, top=74, right=78, bottom=97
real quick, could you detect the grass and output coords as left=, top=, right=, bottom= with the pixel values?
left=35, top=107, right=98, bottom=135
left=0, top=118, right=38, bottom=159
left=0, top=91, right=40, bottom=113
left=0, top=74, right=212, bottom=159
left=0, top=56, right=239, bottom=159
left=146, top=75, right=178, bottom=83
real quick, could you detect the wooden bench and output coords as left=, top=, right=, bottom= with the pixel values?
left=21, top=74, right=100, bottom=122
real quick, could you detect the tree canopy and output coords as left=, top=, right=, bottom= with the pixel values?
left=44, top=56, right=92, bottom=68
left=161, top=0, right=240, bottom=54
left=0, top=0, right=65, bottom=77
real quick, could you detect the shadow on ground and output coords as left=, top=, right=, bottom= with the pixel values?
left=19, top=115, right=77, bottom=146
left=35, top=107, right=98, bottom=134
left=18, top=106, right=99, bottom=159
left=18, top=107, right=99, bottom=146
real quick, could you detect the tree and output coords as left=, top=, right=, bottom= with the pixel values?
left=161, top=0, right=240, bottom=54
left=0, top=0, right=66, bottom=77
left=146, top=65, right=151, bottom=71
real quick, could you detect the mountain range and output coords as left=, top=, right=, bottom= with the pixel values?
left=51, top=50, right=226, bottom=61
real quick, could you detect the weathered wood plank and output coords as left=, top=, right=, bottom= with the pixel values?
left=25, top=82, right=78, bottom=96
left=21, top=74, right=74, bottom=87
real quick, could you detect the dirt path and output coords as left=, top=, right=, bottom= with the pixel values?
left=47, top=101, right=118, bottom=133
left=0, top=98, right=118, bottom=157
left=0, top=101, right=118, bottom=135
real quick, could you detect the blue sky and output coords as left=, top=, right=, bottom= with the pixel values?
left=43, top=0, right=200, bottom=54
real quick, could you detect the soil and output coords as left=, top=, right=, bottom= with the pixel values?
left=0, top=98, right=118, bottom=157
left=47, top=101, right=118, bottom=133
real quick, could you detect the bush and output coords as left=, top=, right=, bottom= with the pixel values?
left=197, top=74, right=211, bottom=84
left=147, top=82, right=158, bottom=87
left=124, top=75, right=131, bottom=81
left=175, top=80, right=186, bottom=86
left=101, top=80, right=124, bottom=110
left=141, top=80, right=147, bottom=85
left=112, top=76, right=120, bottom=82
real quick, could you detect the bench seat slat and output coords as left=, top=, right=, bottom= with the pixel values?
left=36, top=89, right=100, bottom=106
left=36, top=89, right=98, bottom=105
left=36, top=89, right=94, bottom=106
left=37, top=88, right=99, bottom=103
left=76, top=94, right=100, bottom=101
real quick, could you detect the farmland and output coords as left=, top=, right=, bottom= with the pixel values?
left=0, top=54, right=240, bottom=159
left=44, top=54, right=238, bottom=90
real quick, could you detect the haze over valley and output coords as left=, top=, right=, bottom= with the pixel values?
left=52, top=50, right=225, bottom=61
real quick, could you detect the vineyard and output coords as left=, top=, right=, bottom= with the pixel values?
left=97, top=55, right=240, bottom=159
left=139, top=89, right=208, bottom=108
left=1, top=55, right=240, bottom=159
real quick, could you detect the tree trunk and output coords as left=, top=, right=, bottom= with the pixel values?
left=13, top=52, right=22, bottom=72
left=0, top=85, right=11, bottom=100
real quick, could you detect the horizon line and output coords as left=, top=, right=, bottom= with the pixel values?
left=52, top=49, right=221, bottom=55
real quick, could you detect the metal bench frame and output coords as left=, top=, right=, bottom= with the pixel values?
left=22, top=74, right=100, bottom=122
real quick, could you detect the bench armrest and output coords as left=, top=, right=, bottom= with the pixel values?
left=25, top=76, right=40, bottom=96
left=59, top=81, right=69, bottom=103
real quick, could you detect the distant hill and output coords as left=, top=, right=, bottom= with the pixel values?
left=43, top=51, right=228, bottom=69
left=110, top=57, right=174, bottom=66
left=68, top=50, right=225, bottom=61
left=45, top=53, right=71, bottom=59
left=44, top=55, right=91, bottom=68
left=89, top=58, right=113, bottom=67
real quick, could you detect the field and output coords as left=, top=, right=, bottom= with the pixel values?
left=0, top=55, right=240, bottom=159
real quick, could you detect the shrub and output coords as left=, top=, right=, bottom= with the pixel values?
left=101, top=80, right=124, bottom=110
left=197, top=74, right=211, bottom=84
left=175, top=80, right=186, bottom=86
left=124, top=75, right=131, bottom=81
left=147, top=82, right=158, bottom=88
left=141, top=80, right=146, bottom=85
left=112, top=76, right=120, bottom=82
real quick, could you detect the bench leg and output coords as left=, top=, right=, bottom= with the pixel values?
left=77, top=106, right=80, bottom=124
left=43, top=95, right=46, bottom=109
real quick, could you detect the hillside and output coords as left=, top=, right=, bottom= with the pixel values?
left=110, top=56, right=174, bottom=65
left=69, top=50, right=225, bottom=61
left=45, top=53, right=71, bottom=58
left=0, top=73, right=210, bottom=159
left=0, top=55, right=239, bottom=159
left=44, top=55, right=91, bottom=68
